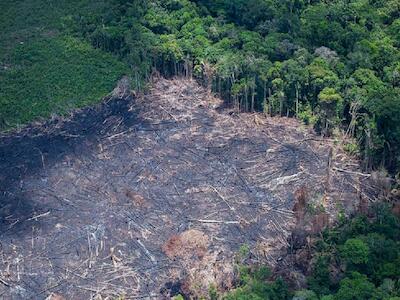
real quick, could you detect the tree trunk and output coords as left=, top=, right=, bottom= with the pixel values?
left=295, top=84, right=299, bottom=118
left=251, top=86, right=255, bottom=112
left=244, top=87, right=248, bottom=112
left=268, top=88, right=272, bottom=117
left=263, top=82, right=267, bottom=104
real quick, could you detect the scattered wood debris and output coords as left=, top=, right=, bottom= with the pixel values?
left=0, top=77, right=376, bottom=298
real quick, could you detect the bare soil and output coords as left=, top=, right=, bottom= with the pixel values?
left=0, top=78, right=374, bottom=299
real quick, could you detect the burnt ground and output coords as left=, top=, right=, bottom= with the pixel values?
left=0, top=78, right=374, bottom=299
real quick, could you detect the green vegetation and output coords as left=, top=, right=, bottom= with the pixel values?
left=224, top=266, right=289, bottom=300
left=0, top=0, right=128, bottom=129
left=221, top=204, right=400, bottom=299
left=305, top=204, right=400, bottom=299
left=0, top=36, right=127, bottom=127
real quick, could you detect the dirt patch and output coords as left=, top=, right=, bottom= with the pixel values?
left=163, top=229, right=209, bottom=260
left=0, top=77, right=376, bottom=299
left=125, top=189, right=148, bottom=207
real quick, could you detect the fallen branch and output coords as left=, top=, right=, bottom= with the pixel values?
left=332, top=167, right=371, bottom=177
left=190, top=219, right=240, bottom=224
left=209, top=186, right=251, bottom=225
left=76, top=286, right=102, bottom=293
left=209, top=185, right=235, bottom=211
left=137, top=239, right=157, bottom=264
left=263, top=171, right=304, bottom=190
left=0, top=277, right=10, bottom=287
left=160, top=105, right=178, bottom=121
left=27, top=211, right=50, bottom=221
left=107, top=129, right=132, bottom=140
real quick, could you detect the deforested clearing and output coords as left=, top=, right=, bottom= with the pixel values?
left=0, top=78, right=375, bottom=298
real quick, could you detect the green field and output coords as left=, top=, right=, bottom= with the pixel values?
left=0, top=0, right=128, bottom=129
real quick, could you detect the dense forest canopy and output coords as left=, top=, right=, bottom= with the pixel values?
left=66, top=0, right=400, bottom=176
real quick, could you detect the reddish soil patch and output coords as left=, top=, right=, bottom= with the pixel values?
left=163, top=229, right=209, bottom=260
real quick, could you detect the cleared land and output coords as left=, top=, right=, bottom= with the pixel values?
left=0, top=78, right=373, bottom=299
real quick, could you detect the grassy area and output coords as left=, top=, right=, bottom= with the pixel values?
left=0, top=0, right=106, bottom=54
left=0, top=0, right=128, bottom=130
left=0, top=36, right=128, bottom=128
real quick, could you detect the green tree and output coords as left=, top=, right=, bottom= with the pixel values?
left=340, top=238, right=370, bottom=265
left=316, top=87, right=343, bottom=136
left=335, top=272, right=377, bottom=300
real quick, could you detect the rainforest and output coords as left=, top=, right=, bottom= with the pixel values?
left=0, top=0, right=399, bottom=299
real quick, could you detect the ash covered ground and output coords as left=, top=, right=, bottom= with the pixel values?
left=0, top=78, right=372, bottom=299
